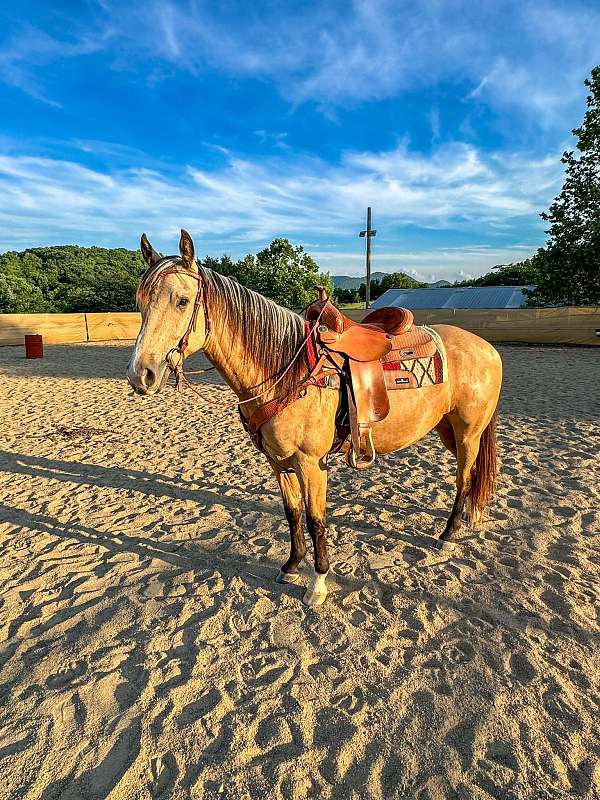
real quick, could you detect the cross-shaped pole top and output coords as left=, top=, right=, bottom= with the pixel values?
left=358, top=207, right=376, bottom=308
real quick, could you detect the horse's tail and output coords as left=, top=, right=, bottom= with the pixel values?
left=467, top=409, right=498, bottom=524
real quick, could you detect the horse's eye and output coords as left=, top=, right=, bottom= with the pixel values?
left=177, top=298, right=189, bottom=309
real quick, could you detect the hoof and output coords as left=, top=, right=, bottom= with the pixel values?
left=275, top=569, right=301, bottom=585
left=435, top=538, right=456, bottom=552
left=302, top=590, right=327, bottom=607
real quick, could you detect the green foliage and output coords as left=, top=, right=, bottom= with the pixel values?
left=0, top=239, right=331, bottom=313
left=380, top=272, right=427, bottom=292
left=453, top=259, right=541, bottom=289
left=333, top=287, right=360, bottom=304
left=202, top=238, right=332, bottom=308
left=525, top=66, right=600, bottom=306
left=0, top=246, right=146, bottom=313
left=358, top=271, right=424, bottom=301
left=358, top=279, right=383, bottom=301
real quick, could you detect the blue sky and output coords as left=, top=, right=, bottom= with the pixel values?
left=0, top=1, right=599, bottom=280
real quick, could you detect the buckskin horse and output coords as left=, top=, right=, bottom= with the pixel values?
left=127, top=230, right=502, bottom=607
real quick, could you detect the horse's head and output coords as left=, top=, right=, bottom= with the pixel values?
left=127, top=229, right=208, bottom=395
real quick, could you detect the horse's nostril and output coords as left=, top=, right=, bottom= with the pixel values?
left=141, top=367, right=156, bottom=390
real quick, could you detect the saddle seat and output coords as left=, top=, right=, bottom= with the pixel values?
left=362, top=306, right=414, bottom=335
left=305, top=288, right=435, bottom=469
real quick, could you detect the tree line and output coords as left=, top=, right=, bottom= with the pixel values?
left=0, top=238, right=333, bottom=313
left=333, top=272, right=427, bottom=305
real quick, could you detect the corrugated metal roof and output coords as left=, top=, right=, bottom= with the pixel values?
left=371, top=285, right=535, bottom=310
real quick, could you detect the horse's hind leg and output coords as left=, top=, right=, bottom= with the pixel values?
left=436, top=417, right=457, bottom=456
left=273, top=467, right=306, bottom=585
left=440, top=422, right=482, bottom=542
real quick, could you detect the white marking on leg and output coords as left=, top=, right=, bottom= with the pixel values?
left=302, top=568, right=329, bottom=607
left=275, top=569, right=301, bottom=585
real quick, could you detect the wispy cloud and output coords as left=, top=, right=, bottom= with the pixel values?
left=86, top=0, right=600, bottom=125
left=4, top=1, right=596, bottom=126
left=0, top=139, right=561, bottom=278
left=0, top=24, right=102, bottom=106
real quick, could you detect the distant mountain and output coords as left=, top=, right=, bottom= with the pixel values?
left=332, top=272, right=395, bottom=290
left=332, top=272, right=442, bottom=289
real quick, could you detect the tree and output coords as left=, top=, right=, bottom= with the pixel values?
left=453, top=259, right=541, bottom=288
left=0, top=239, right=331, bottom=313
left=206, top=239, right=333, bottom=309
left=358, top=279, right=383, bottom=302
left=358, top=271, right=424, bottom=302
left=526, top=66, right=600, bottom=306
left=379, top=272, right=426, bottom=292
left=0, top=245, right=147, bottom=313
left=333, top=287, right=360, bottom=305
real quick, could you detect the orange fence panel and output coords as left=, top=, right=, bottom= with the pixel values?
left=0, top=313, right=87, bottom=346
left=85, top=312, right=141, bottom=341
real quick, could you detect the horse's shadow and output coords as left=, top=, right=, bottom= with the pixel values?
left=0, top=449, right=456, bottom=603
left=0, top=449, right=279, bottom=518
left=0, top=449, right=452, bottom=534
left=2, top=453, right=593, bottom=657
left=0, top=450, right=377, bottom=599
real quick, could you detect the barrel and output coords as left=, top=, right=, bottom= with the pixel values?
left=25, top=334, right=44, bottom=359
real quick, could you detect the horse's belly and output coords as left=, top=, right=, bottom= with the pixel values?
left=371, top=383, right=451, bottom=453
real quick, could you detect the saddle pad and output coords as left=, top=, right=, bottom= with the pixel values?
left=381, top=325, right=438, bottom=361
left=382, top=326, right=447, bottom=391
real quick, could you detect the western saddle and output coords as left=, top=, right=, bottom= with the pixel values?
left=304, top=288, right=437, bottom=469
left=244, top=288, right=438, bottom=469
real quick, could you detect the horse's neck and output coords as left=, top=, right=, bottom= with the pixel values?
left=201, top=282, right=299, bottom=404
left=203, top=330, right=261, bottom=400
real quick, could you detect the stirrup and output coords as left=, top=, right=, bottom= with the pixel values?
left=346, top=428, right=376, bottom=470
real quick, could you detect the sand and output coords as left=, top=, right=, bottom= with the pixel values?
left=0, top=341, right=598, bottom=800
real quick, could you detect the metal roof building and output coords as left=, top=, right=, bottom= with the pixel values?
left=371, top=285, right=535, bottom=310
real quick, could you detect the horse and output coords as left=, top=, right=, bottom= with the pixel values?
left=127, top=230, right=502, bottom=607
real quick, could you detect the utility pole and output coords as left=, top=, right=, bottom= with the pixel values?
left=359, top=207, right=376, bottom=308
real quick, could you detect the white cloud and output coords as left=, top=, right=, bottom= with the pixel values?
left=0, top=139, right=561, bottom=279
left=312, top=244, right=540, bottom=281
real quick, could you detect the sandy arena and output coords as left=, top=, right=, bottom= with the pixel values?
left=0, top=341, right=598, bottom=800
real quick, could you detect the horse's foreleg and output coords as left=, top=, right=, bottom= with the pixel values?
left=273, top=468, right=306, bottom=584
left=296, top=458, right=329, bottom=607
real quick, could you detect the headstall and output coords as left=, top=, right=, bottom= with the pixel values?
left=145, top=264, right=210, bottom=390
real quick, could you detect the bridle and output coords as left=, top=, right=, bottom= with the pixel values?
left=143, top=262, right=210, bottom=389
left=144, top=261, right=325, bottom=414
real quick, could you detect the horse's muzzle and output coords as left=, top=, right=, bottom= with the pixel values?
left=127, top=362, right=168, bottom=396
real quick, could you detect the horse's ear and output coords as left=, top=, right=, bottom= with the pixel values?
left=140, top=233, right=161, bottom=267
left=179, top=229, right=196, bottom=271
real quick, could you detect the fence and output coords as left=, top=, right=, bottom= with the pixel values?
left=0, top=307, right=599, bottom=347
left=344, top=306, right=600, bottom=346
left=0, top=312, right=140, bottom=346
